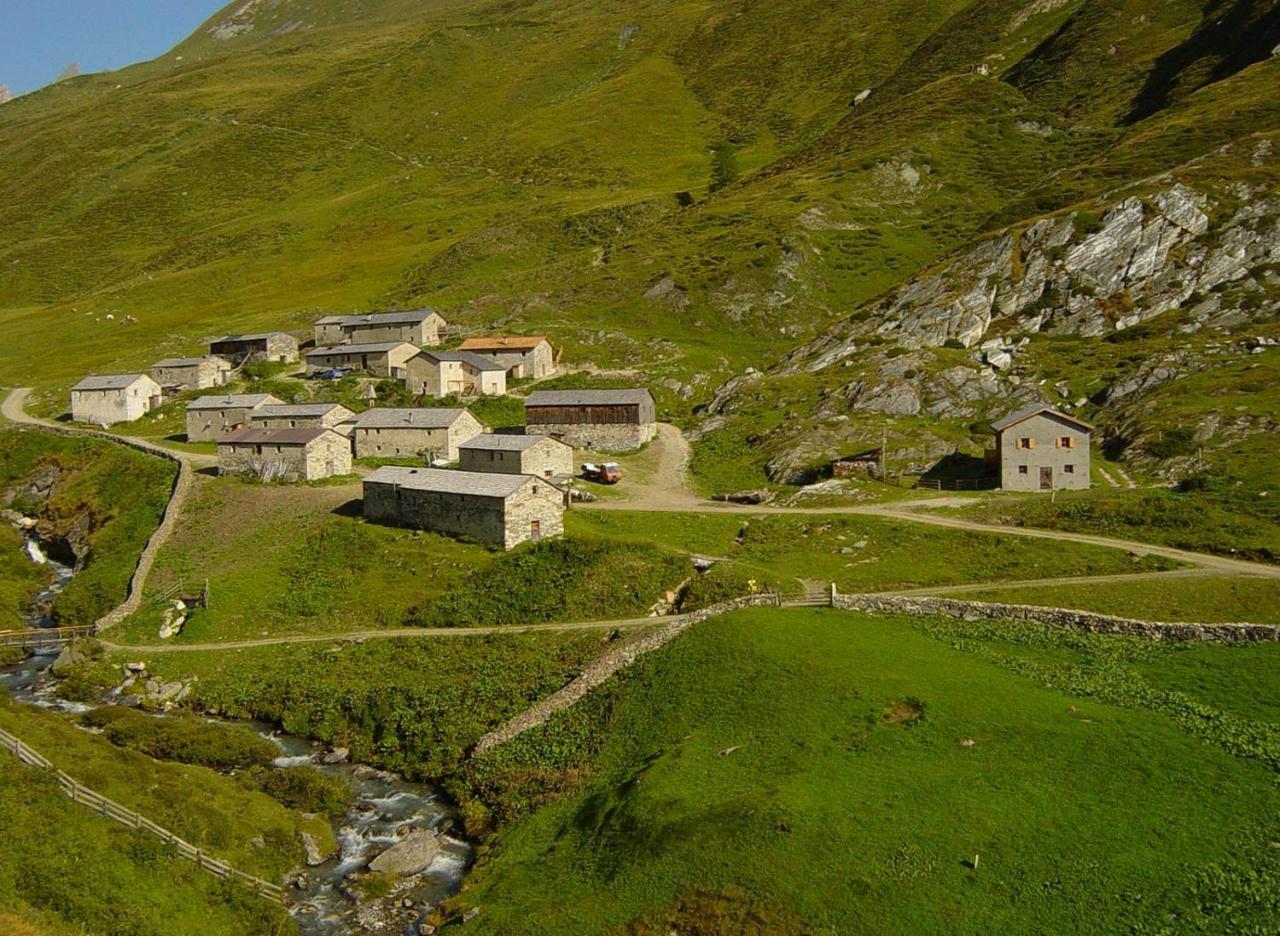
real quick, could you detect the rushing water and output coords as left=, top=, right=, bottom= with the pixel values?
left=0, top=525, right=472, bottom=935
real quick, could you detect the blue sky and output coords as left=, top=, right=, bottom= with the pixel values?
left=2, top=1, right=222, bottom=95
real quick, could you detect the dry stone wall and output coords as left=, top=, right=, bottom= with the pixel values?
left=833, top=593, right=1280, bottom=642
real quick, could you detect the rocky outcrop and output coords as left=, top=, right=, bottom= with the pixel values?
left=0, top=86, right=13, bottom=105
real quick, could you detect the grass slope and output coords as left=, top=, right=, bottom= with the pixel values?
left=456, top=609, right=1280, bottom=933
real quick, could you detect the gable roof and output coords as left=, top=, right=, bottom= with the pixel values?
left=365, top=466, right=533, bottom=498
left=991, top=404, right=1093, bottom=433
left=253, top=403, right=352, bottom=419
left=307, top=341, right=418, bottom=356
left=525, top=388, right=653, bottom=408
left=212, top=332, right=294, bottom=343
left=315, top=309, right=444, bottom=327
left=219, top=428, right=334, bottom=446
left=414, top=350, right=506, bottom=371
left=71, top=374, right=154, bottom=392
left=152, top=356, right=228, bottom=368
left=353, top=408, right=471, bottom=429
left=186, top=393, right=281, bottom=411
left=458, top=335, right=549, bottom=352
left=459, top=433, right=564, bottom=453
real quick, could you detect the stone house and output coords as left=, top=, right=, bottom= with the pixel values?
left=249, top=402, right=355, bottom=431
left=363, top=466, right=565, bottom=550
left=184, top=393, right=283, bottom=442
left=405, top=351, right=507, bottom=397
left=149, top=356, right=233, bottom=390
left=313, top=310, right=446, bottom=347
left=351, top=408, right=485, bottom=461
left=70, top=374, right=163, bottom=426
left=209, top=332, right=299, bottom=364
left=217, top=428, right=352, bottom=482
left=305, top=341, right=420, bottom=378
left=458, top=434, right=574, bottom=480
left=456, top=336, right=557, bottom=379
left=524, top=388, right=656, bottom=452
left=993, top=404, right=1092, bottom=492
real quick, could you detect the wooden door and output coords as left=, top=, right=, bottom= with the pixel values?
left=530, top=519, right=541, bottom=542
left=1039, top=466, right=1052, bottom=490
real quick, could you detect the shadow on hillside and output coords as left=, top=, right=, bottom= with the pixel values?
left=331, top=499, right=363, bottom=519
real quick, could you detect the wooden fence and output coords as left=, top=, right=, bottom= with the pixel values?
left=0, top=726, right=285, bottom=904
left=0, top=625, right=92, bottom=650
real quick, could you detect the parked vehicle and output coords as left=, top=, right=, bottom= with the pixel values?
left=313, top=368, right=348, bottom=380
left=581, top=462, right=621, bottom=484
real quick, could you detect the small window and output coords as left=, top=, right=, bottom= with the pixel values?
left=1018, top=465, right=1028, bottom=475
left=1058, top=436, right=1074, bottom=449
left=1064, top=464, right=1074, bottom=474
left=1017, top=437, right=1034, bottom=450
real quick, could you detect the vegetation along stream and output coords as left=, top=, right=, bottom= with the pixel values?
left=0, top=520, right=473, bottom=934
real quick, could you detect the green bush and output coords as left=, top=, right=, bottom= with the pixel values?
left=80, top=707, right=277, bottom=771
left=1146, top=426, right=1197, bottom=459
left=238, top=766, right=353, bottom=818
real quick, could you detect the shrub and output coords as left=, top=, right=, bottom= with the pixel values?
left=1147, top=427, right=1197, bottom=459
left=80, top=707, right=277, bottom=771
left=238, top=765, right=353, bottom=818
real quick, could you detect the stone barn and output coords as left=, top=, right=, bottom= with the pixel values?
left=351, top=408, right=485, bottom=461
left=405, top=351, right=507, bottom=397
left=313, top=310, right=446, bottom=347
left=150, top=356, right=232, bottom=391
left=458, top=435, right=574, bottom=480
left=524, top=388, right=656, bottom=452
left=249, top=402, right=355, bottom=431
left=305, top=341, right=419, bottom=378
left=70, top=374, right=163, bottom=426
left=217, top=428, right=352, bottom=482
left=209, top=332, right=299, bottom=364
left=363, top=466, right=565, bottom=550
left=993, top=404, right=1092, bottom=492
left=185, top=393, right=283, bottom=442
left=457, top=336, right=557, bottom=379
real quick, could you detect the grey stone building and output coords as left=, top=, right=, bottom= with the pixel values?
left=351, top=408, right=485, bottom=461
left=249, top=402, right=355, bottom=431
left=524, top=388, right=656, bottom=452
left=70, top=374, right=163, bottom=426
left=458, top=434, right=574, bottom=480
left=185, top=393, right=283, bottom=442
left=150, top=356, right=233, bottom=390
left=993, top=404, right=1092, bottom=492
left=313, top=310, right=446, bottom=347
left=405, top=350, right=507, bottom=397
left=363, top=466, right=565, bottom=549
left=457, top=336, right=557, bottom=379
left=209, top=332, right=299, bottom=364
left=305, top=341, right=420, bottom=378
left=217, top=428, right=352, bottom=482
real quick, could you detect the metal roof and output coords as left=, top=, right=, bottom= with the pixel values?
left=307, top=341, right=418, bottom=356
left=219, top=428, right=334, bottom=445
left=365, top=466, right=533, bottom=498
left=71, top=374, right=153, bottom=391
left=459, top=434, right=564, bottom=452
left=315, top=310, right=444, bottom=327
left=991, top=404, right=1093, bottom=432
left=354, top=408, right=470, bottom=429
left=458, top=335, right=549, bottom=352
left=253, top=403, right=351, bottom=418
left=414, top=350, right=506, bottom=370
left=525, top=388, right=653, bottom=407
left=186, top=393, right=281, bottom=411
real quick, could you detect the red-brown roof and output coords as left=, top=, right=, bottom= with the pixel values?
left=458, top=335, right=549, bottom=352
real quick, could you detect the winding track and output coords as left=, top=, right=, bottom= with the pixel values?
left=4, top=387, right=1276, bottom=654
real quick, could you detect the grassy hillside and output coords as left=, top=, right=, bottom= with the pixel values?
left=454, top=608, right=1280, bottom=933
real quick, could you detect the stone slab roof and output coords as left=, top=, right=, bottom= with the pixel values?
left=307, top=341, right=418, bottom=356
left=459, top=434, right=562, bottom=452
left=152, top=356, right=226, bottom=368
left=315, top=309, right=443, bottom=327
left=71, top=374, right=152, bottom=391
left=525, top=388, right=653, bottom=407
left=219, top=428, right=333, bottom=445
left=212, top=332, right=294, bottom=342
left=354, top=408, right=469, bottom=429
left=254, top=403, right=351, bottom=418
left=186, top=393, right=281, bottom=411
left=365, top=466, right=533, bottom=498
left=992, top=404, right=1093, bottom=432
left=458, top=335, right=549, bottom=351
left=414, top=350, right=506, bottom=370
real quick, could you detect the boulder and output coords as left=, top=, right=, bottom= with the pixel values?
left=322, top=747, right=350, bottom=765
left=368, top=829, right=442, bottom=876
left=301, top=831, right=327, bottom=867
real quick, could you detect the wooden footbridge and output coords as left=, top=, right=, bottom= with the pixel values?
left=0, top=625, right=93, bottom=650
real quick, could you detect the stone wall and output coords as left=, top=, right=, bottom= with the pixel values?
left=832, top=593, right=1279, bottom=643
left=472, top=592, right=782, bottom=755
left=354, top=425, right=451, bottom=460
left=526, top=420, right=655, bottom=452
left=502, top=481, right=564, bottom=548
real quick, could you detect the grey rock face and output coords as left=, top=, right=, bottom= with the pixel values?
left=368, top=829, right=442, bottom=876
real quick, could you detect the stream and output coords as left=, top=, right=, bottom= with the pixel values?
left=0, top=525, right=472, bottom=935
